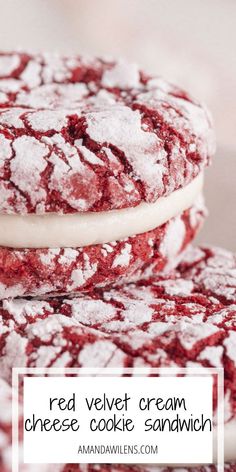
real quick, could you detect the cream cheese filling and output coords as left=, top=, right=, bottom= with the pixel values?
left=0, top=173, right=203, bottom=248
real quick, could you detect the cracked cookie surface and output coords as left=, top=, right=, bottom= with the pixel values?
left=0, top=52, right=214, bottom=215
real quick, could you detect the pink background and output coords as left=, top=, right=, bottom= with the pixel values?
left=0, top=0, right=235, bottom=249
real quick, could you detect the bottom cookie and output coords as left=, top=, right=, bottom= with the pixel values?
left=0, top=245, right=235, bottom=471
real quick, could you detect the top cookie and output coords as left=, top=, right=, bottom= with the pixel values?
left=0, top=52, right=215, bottom=214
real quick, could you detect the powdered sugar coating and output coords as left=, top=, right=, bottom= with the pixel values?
left=0, top=203, right=205, bottom=299
left=0, top=52, right=215, bottom=215
left=178, top=245, right=236, bottom=303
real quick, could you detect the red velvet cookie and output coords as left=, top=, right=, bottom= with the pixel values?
left=0, top=246, right=235, bottom=417
left=0, top=246, right=235, bottom=470
left=0, top=52, right=214, bottom=215
left=0, top=202, right=205, bottom=299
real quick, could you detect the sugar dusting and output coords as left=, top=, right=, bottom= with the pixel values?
left=0, top=52, right=215, bottom=215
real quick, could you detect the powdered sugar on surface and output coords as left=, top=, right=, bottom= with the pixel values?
left=112, top=243, right=132, bottom=268
left=10, top=136, right=48, bottom=208
left=101, top=60, right=140, bottom=89
left=179, top=245, right=236, bottom=303
left=0, top=52, right=215, bottom=215
left=159, top=217, right=186, bottom=258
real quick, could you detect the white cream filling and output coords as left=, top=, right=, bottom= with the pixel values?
left=0, top=173, right=203, bottom=248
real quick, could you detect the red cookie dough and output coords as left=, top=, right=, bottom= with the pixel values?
left=0, top=52, right=215, bottom=215
left=0, top=202, right=205, bottom=299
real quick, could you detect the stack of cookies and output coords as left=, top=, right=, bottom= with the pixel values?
left=0, top=52, right=235, bottom=471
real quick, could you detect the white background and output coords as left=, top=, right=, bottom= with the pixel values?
left=24, top=375, right=213, bottom=464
